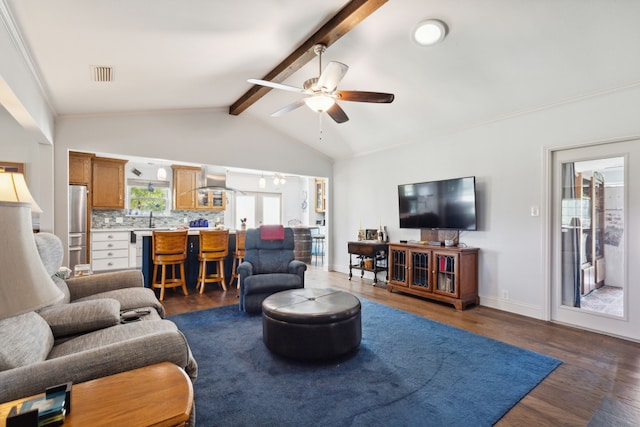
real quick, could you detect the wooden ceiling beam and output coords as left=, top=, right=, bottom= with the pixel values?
left=229, top=0, right=388, bottom=116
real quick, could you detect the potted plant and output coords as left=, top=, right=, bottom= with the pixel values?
left=240, top=218, right=247, bottom=230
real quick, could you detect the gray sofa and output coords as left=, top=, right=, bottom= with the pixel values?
left=0, top=233, right=198, bottom=417
left=238, top=227, right=307, bottom=313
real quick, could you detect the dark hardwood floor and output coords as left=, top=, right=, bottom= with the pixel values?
left=160, top=266, right=640, bottom=426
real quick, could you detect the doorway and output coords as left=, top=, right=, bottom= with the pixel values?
left=550, top=139, right=639, bottom=340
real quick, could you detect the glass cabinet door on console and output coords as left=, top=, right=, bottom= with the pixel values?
left=434, top=252, right=458, bottom=297
left=411, top=249, right=432, bottom=291
left=389, top=246, right=433, bottom=293
left=389, top=246, right=409, bottom=286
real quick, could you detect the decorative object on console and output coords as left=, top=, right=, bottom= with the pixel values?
left=0, top=173, right=64, bottom=320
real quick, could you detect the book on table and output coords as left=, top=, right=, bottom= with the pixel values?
left=19, top=391, right=66, bottom=426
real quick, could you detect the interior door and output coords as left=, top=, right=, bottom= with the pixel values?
left=550, top=139, right=639, bottom=340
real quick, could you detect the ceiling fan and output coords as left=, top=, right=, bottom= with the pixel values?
left=248, top=44, right=394, bottom=124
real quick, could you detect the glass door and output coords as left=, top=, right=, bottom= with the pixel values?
left=235, top=192, right=282, bottom=228
left=551, top=139, right=639, bottom=340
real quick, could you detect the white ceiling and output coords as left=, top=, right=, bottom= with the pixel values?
left=5, top=0, right=640, bottom=160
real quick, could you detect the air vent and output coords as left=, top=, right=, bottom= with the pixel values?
left=91, top=65, right=114, bottom=82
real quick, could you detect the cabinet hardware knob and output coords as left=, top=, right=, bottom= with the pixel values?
left=108, top=252, right=113, bottom=256
left=108, top=243, right=113, bottom=247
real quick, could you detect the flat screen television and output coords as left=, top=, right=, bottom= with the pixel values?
left=398, top=176, right=477, bottom=230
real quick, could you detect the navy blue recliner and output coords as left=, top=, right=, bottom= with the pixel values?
left=238, top=227, right=307, bottom=313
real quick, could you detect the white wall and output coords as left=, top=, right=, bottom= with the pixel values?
left=53, top=110, right=333, bottom=250
left=0, top=108, right=53, bottom=231
left=331, top=85, right=640, bottom=320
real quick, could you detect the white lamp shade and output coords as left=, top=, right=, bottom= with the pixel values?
left=304, top=95, right=335, bottom=112
left=0, top=203, right=64, bottom=320
left=0, top=172, right=43, bottom=213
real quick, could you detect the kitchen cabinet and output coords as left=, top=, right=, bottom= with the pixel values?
left=91, top=230, right=130, bottom=272
left=173, top=166, right=198, bottom=210
left=172, top=165, right=226, bottom=211
left=92, top=157, right=126, bottom=209
left=69, top=151, right=94, bottom=185
left=315, top=178, right=326, bottom=212
left=387, top=243, right=479, bottom=310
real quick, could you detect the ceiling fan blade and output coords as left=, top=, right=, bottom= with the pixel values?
left=316, top=62, right=349, bottom=92
left=248, top=79, right=305, bottom=94
left=335, top=90, right=395, bottom=103
left=271, top=99, right=306, bottom=117
left=326, top=103, right=349, bottom=124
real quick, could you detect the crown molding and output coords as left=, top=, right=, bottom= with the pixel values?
left=0, top=0, right=56, bottom=116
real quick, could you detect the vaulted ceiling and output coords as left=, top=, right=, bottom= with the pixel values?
left=4, top=0, right=640, bottom=160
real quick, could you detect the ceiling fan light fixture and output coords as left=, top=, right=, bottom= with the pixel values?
left=413, top=19, right=448, bottom=46
left=304, top=95, right=335, bottom=112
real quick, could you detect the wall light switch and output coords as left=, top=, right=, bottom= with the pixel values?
left=530, top=206, right=540, bottom=217
left=104, top=218, right=110, bottom=224
left=115, top=217, right=123, bottom=224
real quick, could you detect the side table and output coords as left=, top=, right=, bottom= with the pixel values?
left=347, top=241, right=388, bottom=284
left=1, top=362, right=193, bottom=427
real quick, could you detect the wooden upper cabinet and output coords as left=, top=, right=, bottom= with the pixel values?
left=92, top=157, right=126, bottom=209
left=172, top=165, right=226, bottom=211
left=315, top=178, right=326, bottom=212
left=173, top=166, right=198, bottom=210
left=69, top=152, right=94, bottom=185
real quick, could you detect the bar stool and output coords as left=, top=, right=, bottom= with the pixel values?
left=312, top=234, right=325, bottom=266
left=197, top=229, right=229, bottom=293
left=230, top=229, right=246, bottom=289
left=151, top=230, right=189, bottom=301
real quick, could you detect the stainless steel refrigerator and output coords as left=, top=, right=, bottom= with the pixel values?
left=68, top=185, right=87, bottom=271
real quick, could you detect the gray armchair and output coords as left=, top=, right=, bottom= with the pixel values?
left=237, top=227, right=307, bottom=313
left=0, top=233, right=198, bottom=415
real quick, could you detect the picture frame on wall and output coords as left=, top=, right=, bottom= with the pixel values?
left=0, top=161, right=25, bottom=175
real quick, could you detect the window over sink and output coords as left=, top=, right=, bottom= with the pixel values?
left=127, top=179, right=171, bottom=216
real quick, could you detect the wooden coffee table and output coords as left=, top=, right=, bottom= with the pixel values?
left=0, top=362, right=193, bottom=427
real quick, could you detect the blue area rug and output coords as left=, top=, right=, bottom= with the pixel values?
left=170, top=298, right=561, bottom=426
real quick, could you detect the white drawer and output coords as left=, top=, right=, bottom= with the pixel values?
left=92, top=231, right=130, bottom=242
left=92, top=248, right=129, bottom=259
left=92, top=240, right=129, bottom=250
left=92, top=257, right=130, bottom=271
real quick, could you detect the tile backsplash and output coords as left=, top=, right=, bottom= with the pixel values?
left=92, top=209, right=224, bottom=229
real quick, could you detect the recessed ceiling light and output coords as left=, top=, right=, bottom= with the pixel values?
left=412, top=19, right=448, bottom=46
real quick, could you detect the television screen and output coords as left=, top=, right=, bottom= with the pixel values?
left=398, top=176, right=477, bottom=230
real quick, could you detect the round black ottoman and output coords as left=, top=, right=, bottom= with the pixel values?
left=262, top=288, right=361, bottom=361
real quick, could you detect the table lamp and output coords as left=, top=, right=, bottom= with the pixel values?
left=0, top=172, right=64, bottom=320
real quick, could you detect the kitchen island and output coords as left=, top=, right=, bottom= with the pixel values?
left=134, top=228, right=237, bottom=290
